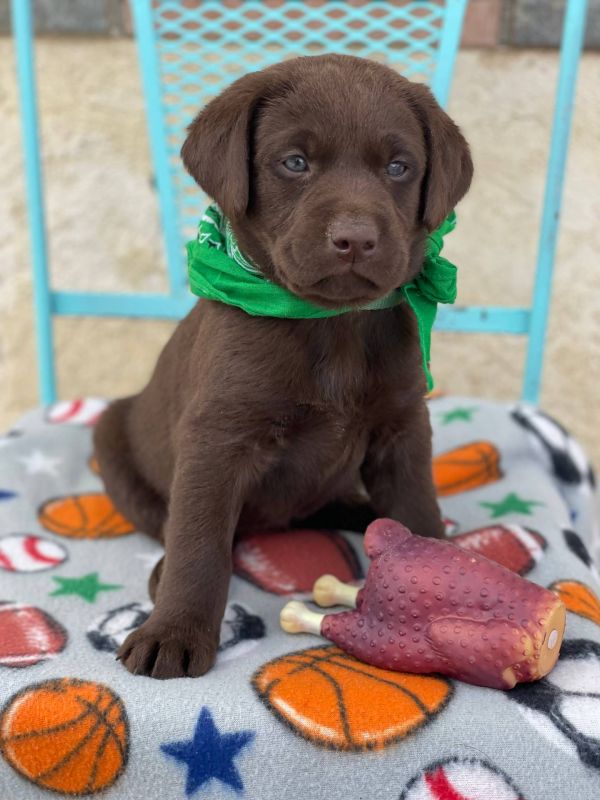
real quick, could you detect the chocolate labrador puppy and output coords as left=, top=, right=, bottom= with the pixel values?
left=95, top=54, right=472, bottom=679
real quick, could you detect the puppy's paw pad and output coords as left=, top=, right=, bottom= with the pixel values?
left=117, top=618, right=217, bottom=679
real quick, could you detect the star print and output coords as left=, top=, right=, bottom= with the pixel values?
left=50, top=572, right=122, bottom=603
left=161, top=707, right=254, bottom=796
left=439, top=407, right=478, bottom=424
left=480, top=492, right=544, bottom=518
left=19, top=449, right=62, bottom=477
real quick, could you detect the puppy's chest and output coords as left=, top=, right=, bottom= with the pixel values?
left=280, top=340, right=409, bottom=444
left=253, top=330, right=418, bottom=520
left=310, top=332, right=409, bottom=419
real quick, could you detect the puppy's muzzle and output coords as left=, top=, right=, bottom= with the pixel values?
left=328, top=217, right=379, bottom=263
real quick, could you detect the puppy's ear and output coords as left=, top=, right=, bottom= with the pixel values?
left=409, top=84, right=473, bottom=232
left=181, top=70, right=282, bottom=220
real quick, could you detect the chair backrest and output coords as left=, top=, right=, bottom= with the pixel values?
left=11, top=0, right=588, bottom=406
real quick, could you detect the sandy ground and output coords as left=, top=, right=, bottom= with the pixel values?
left=0, top=39, right=598, bottom=468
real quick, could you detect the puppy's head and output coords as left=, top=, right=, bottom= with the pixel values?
left=182, top=55, right=472, bottom=309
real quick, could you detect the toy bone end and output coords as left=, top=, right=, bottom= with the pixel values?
left=313, top=575, right=359, bottom=608
left=280, top=601, right=324, bottom=636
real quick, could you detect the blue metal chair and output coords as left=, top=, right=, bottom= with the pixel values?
left=11, top=0, right=588, bottom=407
left=5, top=11, right=600, bottom=799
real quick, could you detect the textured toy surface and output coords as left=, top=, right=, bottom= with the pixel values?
left=281, top=518, right=566, bottom=689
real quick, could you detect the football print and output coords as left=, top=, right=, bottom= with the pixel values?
left=0, top=602, right=67, bottom=668
left=233, top=528, right=361, bottom=595
left=453, top=524, right=546, bottom=575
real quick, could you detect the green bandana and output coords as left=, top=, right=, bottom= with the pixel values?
left=187, top=204, right=458, bottom=390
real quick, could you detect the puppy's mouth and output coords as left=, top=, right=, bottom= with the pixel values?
left=290, top=271, right=386, bottom=309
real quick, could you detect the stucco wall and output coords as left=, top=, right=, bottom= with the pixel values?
left=0, top=39, right=598, bottom=469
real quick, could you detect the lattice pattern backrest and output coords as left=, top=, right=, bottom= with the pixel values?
left=149, top=0, right=449, bottom=251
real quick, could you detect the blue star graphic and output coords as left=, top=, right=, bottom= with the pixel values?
left=161, top=707, right=255, bottom=796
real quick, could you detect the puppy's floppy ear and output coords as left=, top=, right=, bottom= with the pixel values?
left=181, top=69, right=284, bottom=220
left=409, top=84, right=473, bottom=232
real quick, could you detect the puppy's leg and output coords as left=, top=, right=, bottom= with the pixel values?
left=117, top=413, right=263, bottom=679
left=94, top=398, right=166, bottom=540
left=361, top=402, right=445, bottom=539
left=148, top=556, right=164, bottom=602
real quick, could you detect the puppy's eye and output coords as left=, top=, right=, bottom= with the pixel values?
left=386, top=161, right=408, bottom=178
left=283, top=155, right=309, bottom=173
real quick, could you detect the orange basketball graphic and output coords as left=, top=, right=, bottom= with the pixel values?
left=252, top=645, right=452, bottom=750
left=550, top=580, right=600, bottom=626
left=0, top=678, right=129, bottom=795
left=426, top=388, right=445, bottom=400
left=433, top=441, right=502, bottom=497
left=38, top=494, right=135, bottom=539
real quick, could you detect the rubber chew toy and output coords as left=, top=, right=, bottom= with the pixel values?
left=280, top=518, right=566, bottom=689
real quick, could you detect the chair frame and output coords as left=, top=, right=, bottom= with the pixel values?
left=11, top=0, right=588, bottom=406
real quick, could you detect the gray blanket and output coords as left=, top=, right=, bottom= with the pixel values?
left=0, top=396, right=598, bottom=799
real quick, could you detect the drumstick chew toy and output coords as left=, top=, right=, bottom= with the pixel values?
left=281, top=518, right=565, bottom=689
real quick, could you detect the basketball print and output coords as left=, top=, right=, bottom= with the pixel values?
left=38, top=494, right=135, bottom=539
left=433, top=441, right=502, bottom=497
left=550, top=580, right=600, bottom=626
left=234, top=528, right=361, bottom=595
left=453, top=524, right=546, bottom=575
left=252, top=645, right=452, bottom=750
left=400, top=757, right=524, bottom=800
left=0, top=602, right=67, bottom=668
left=0, top=678, right=129, bottom=795
left=45, top=398, right=107, bottom=426
left=0, top=534, right=67, bottom=573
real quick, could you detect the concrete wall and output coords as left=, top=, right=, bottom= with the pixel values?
left=0, top=38, right=598, bottom=470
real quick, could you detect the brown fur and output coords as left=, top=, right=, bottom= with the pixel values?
left=94, top=55, right=472, bottom=679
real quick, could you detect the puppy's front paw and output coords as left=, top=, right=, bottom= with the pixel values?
left=117, top=615, right=218, bottom=679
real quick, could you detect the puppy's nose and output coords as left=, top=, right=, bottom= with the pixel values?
left=329, top=219, right=378, bottom=261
